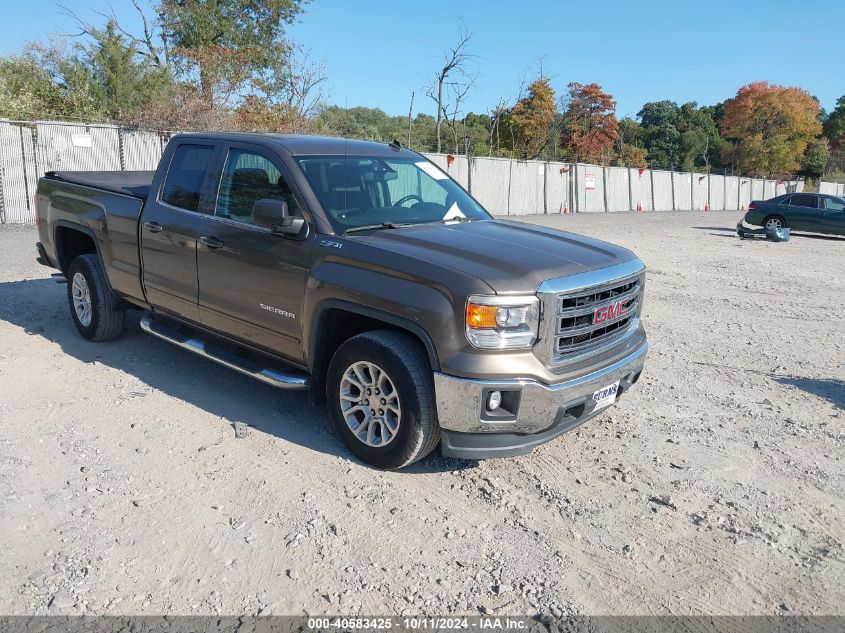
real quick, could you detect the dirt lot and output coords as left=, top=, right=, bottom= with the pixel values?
left=0, top=211, right=843, bottom=617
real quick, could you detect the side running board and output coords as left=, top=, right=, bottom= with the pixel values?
left=140, top=311, right=308, bottom=390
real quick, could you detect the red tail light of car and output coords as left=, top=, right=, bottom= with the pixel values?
left=747, top=203, right=757, bottom=210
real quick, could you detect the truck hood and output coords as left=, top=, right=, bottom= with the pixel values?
left=350, top=219, right=637, bottom=293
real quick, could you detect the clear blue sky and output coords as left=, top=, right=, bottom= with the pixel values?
left=2, top=0, right=842, bottom=118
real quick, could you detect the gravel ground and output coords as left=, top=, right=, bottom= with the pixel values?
left=0, top=211, right=843, bottom=617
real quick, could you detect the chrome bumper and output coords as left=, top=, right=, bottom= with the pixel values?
left=433, top=341, right=648, bottom=435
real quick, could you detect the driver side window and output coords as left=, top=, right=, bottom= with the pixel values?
left=216, top=149, right=300, bottom=225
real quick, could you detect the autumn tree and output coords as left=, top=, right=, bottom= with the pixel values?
left=560, top=82, right=618, bottom=165
left=508, top=78, right=556, bottom=159
left=719, top=81, right=822, bottom=177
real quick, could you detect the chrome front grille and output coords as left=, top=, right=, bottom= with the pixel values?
left=554, top=274, right=642, bottom=360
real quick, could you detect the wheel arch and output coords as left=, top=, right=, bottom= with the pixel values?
left=53, top=221, right=101, bottom=274
left=307, top=299, right=440, bottom=405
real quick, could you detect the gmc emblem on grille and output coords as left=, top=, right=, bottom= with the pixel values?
left=593, top=300, right=628, bottom=325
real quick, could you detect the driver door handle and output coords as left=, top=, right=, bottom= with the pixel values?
left=200, top=235, right=225, bottom=249
left=143, top=221, right=163, bottom=233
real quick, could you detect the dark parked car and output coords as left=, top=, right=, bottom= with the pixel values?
left=744, top=192, right=845, bottom=236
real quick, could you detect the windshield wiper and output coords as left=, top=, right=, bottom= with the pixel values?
left=344, top=222, right=416, bottom=234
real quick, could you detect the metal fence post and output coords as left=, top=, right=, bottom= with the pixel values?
left=0, top=169, right=6, bottom=224
left=602, top=166, right=608, bottom=212
left=506, top=158, right=513, bottom=216
left=670, top=171, right=676, bottom=211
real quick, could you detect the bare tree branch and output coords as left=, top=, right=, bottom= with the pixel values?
left=425, top=24, right=475, bottom=153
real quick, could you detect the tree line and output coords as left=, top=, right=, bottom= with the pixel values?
left=0, top=1, right=842, bottom=181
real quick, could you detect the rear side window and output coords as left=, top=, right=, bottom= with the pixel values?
left=823, top=197, right=845, bottom=212
left=161, top=144, right=214, bottom=212
left=789, top=194, right=817, bottom=208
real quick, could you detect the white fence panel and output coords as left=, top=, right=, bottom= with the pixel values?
left=0, top=122, right=36, bottom=223
left=36, top=122, right=122, bottom=173
left=424, top=153, right=469, bottom=190
left=819, top=181, right=837, bottom=195
left=122, top=129, right=165, bottom=170
left=763, top=180, right=776, bottom=199
left=673, top=172, right=692, bottom=210
left=507, top=160, right=545, bottom=215
left=651, top=171, right=673, bottom=211
left=725, top=177, right=740, bottom=209
left=691, top=174, right=708, bottom=210
left=750, top=179, right=765, bottom=201
left=544, top=163, right=571, bottom=214
left=738, top=179, right=753, bottom=209
left=470, top=157, right=510, bottom=215
left=576, top=163, right=605, bottom=213
left=629, top=169, right=652, bottom=211
left=709, top=175, right=726, bottom=211
left=605, top=166, right=630, bottom=212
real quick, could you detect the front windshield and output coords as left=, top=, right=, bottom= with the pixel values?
left=295, top=155, right=490, bottom=232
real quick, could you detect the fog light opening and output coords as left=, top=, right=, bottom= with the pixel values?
left=487, top=390, right=502, bottom=411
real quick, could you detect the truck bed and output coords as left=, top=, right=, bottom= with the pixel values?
left=44, top=171, right=155, bottom=199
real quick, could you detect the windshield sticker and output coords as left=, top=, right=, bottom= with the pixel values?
left=416, top=161, right=448, bottom=180
left=443, top=203, right=466, bottom=221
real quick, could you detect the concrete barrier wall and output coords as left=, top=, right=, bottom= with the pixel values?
left=0, top=118, right=809, bottom=223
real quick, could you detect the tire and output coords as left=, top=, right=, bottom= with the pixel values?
left=326, top=330, right=440, bottom=469
left=763, top=215, right=787, bottom=230
left=66, top=254, right=125, bottom=341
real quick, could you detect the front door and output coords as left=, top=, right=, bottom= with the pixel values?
left=820, top=196, right=845, bottom=235
left=140, top=142, right=219, bottom=322
left=196, top=143, right=313, bottom=362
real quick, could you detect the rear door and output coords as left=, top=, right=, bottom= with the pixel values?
left=195, top=142, right=314, bottom=362
left=785, top=193, right=820, bottom=231
left=140, top=142, right=221, bottom=322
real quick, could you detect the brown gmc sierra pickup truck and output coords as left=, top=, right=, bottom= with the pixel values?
left=35, top=133, right=648, bottom=469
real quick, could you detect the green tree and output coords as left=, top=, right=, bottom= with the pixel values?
left=87, top=19, right=172, bottom=121
left=158, top=0, right=306, bottom=108
left=638, top=100, right=682, bottom=169
left=801, top=138, right=830, bottom=178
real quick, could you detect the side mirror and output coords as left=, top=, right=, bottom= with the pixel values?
left=251, top=198, right=307, bottom=238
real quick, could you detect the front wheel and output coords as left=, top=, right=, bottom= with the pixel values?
left=763, top=215, right=787, bottom=230
left=326, top=330, right=440, bottom=469
left=66, top=254, right=125, bottom=341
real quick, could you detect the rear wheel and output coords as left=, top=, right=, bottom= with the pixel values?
left=763, top=215, right=787, bottom=230
left=66, top=254, right=125, bottom=341
left=326, top=330, right=440, bottom=469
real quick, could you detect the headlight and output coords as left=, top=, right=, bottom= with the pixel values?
left=465, top=295, right=539, bottom=349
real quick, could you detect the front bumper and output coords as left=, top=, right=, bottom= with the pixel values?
left=435, top=341, right=647, bottom=459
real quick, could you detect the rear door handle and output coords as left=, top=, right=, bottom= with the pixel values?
left=143, top=221, right=163, bottom=233
left=200, top=236, right=225, bottom=249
